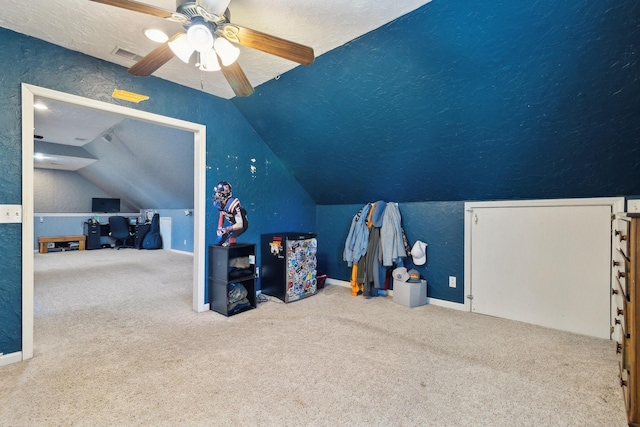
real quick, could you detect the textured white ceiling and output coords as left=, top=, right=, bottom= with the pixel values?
left=0, top=0, right=431, bottom=99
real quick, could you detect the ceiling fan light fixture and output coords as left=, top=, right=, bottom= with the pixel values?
left=198, top=49, right=221, bottom=72
left=187, top=23, right=214, bottom=53
left=168, top=33, right=194, bottom=63
left=143, top=28, right=169, bottom=43
left=213, top=37, right=240, bottom=66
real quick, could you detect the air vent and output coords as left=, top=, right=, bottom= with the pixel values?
left=112, top=46, right=144, bottom=62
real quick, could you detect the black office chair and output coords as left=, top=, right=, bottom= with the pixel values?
left=108, top=216, right=134, bottom=249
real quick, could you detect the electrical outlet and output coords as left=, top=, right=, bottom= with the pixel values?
left=449, top=276, right=456, bottom=288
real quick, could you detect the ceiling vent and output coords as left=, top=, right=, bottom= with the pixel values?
left=112, top=46, right=144, bottom=62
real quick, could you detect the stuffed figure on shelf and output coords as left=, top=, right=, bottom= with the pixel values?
left=212, top=181, right=249, bottom=246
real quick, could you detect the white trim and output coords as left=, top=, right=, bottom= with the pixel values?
left=21, top=84, right=208, bottom=365
left=325, top=278, right=468, bottom=310
left=0, top=351, right=23, bottom=367
left=22, top=85, right=35, bottom=361
left=425, top=297, right=467, bottom=311
left=325, top=278, right=350, bottom=288
left=34, top=212, right=142, bottom=217
left=465, top=197, right=625, bottom=210
left=169, top=249, right=195, bottom=256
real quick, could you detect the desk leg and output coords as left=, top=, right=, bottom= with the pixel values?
left=79, top=240, right=86, bottom=251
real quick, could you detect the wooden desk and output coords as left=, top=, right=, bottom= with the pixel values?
left=38, top=235, right=86, bottom=254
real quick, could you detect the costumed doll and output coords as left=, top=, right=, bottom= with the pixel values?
left=213, top=181, right=249, bottom=246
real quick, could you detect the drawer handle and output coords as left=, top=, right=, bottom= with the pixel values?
left=617, top=342, right=623, bottom=354
left=613, top=260, right=620, bottom=267
left=613, top=288, right=619, bottom=295
left=618, top=308, right=625, bottom=316
left=621, top=378, right=628, bottom=387
left=616, top=230, right=628, bottom=241
left=618, top=271, right=626, bottom=279
left=615, top=318, right=621, bottom=325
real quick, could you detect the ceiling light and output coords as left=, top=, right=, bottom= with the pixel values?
left=34, top=102, right=48, bottom=110
left=198, top=50, right=221, bottom=72
left=187, top=23, right=214, bottom=53
left=143, top=28, right=169, bottom=43
left=213, top=37, right=239, bottom=66
left=168, top=33, right=194, bottom=63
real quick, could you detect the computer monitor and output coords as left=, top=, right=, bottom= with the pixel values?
left=91, top=197, right=120, bottom=213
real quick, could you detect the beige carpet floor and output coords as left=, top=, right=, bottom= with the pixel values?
left=0, top=249, right=628, bottom=426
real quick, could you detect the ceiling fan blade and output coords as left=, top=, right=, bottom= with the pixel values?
left=218, top=56, right=254, bottom=97
left=219, top=24, right=314, bottom=66
left=128, top=33, right=184, bottom=77
left=89, top=0, right=174, bottom=18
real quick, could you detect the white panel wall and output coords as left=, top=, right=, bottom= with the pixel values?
left=465, top=198, right=624, bottom=339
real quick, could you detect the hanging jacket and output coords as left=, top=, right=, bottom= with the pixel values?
left=380, top=202, right=407, bottom=266
left=343, top=203, right=371, bottom=266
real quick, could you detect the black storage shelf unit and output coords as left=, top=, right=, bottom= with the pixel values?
left=83, top=222, right=101, bottom=250
left=208, top=244, right=256, bottom=316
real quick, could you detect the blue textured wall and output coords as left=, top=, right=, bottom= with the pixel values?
left=234, top=0, right=640, bottom=205
left=0, top=28, right=315, bottom=355
left=238, top=0, right=639, bottom=307
left=317, top=202, right=464, bottom=303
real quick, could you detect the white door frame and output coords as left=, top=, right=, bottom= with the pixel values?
left=21, top=84, right=209, bottom=361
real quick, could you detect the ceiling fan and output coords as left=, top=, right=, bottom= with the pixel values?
left=90, top=0, right=315, bottom=97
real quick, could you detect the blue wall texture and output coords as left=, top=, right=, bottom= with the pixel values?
left=0, top=28, right=316, bottom=355
left=317, top=202, right=465, bottom=303
left=234, top=0, right=640, bottom=204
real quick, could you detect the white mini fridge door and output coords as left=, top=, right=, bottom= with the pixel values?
left=285, top=236, right=318, bottom=302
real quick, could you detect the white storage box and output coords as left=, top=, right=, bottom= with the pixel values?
left=393, top=279, right=427, bottom=308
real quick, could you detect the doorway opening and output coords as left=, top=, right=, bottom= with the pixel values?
left=21, top=84, right=208, bottom=361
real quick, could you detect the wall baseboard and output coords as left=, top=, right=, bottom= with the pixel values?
left=0, top=351, right=23, bottom=366
left=325, top=278, right=467, bottom=311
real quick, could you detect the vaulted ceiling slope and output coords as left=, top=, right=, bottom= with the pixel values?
left=232, top=1, right=640, bottom=205
left=0, top=0, right=431, bottom=99
left=34, top=102, right=195, bottom=211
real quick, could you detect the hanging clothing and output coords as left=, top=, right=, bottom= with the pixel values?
left=380, top=202, right=407, bottom=266
left=363, top=226, right=384, bottom=296
left=368, top=200, right=387, bottom=228
left=343, top=203, right=371, bottom=266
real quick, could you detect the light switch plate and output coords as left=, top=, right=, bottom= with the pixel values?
left=0, top=205, right=22, bottom=223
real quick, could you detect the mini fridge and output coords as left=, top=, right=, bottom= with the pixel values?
left=260, top=232, right=318, bottom=303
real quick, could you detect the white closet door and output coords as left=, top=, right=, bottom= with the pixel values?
left=160, top=217, right=172, bottom=250
left=469, top=203, right=612, bottom=338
